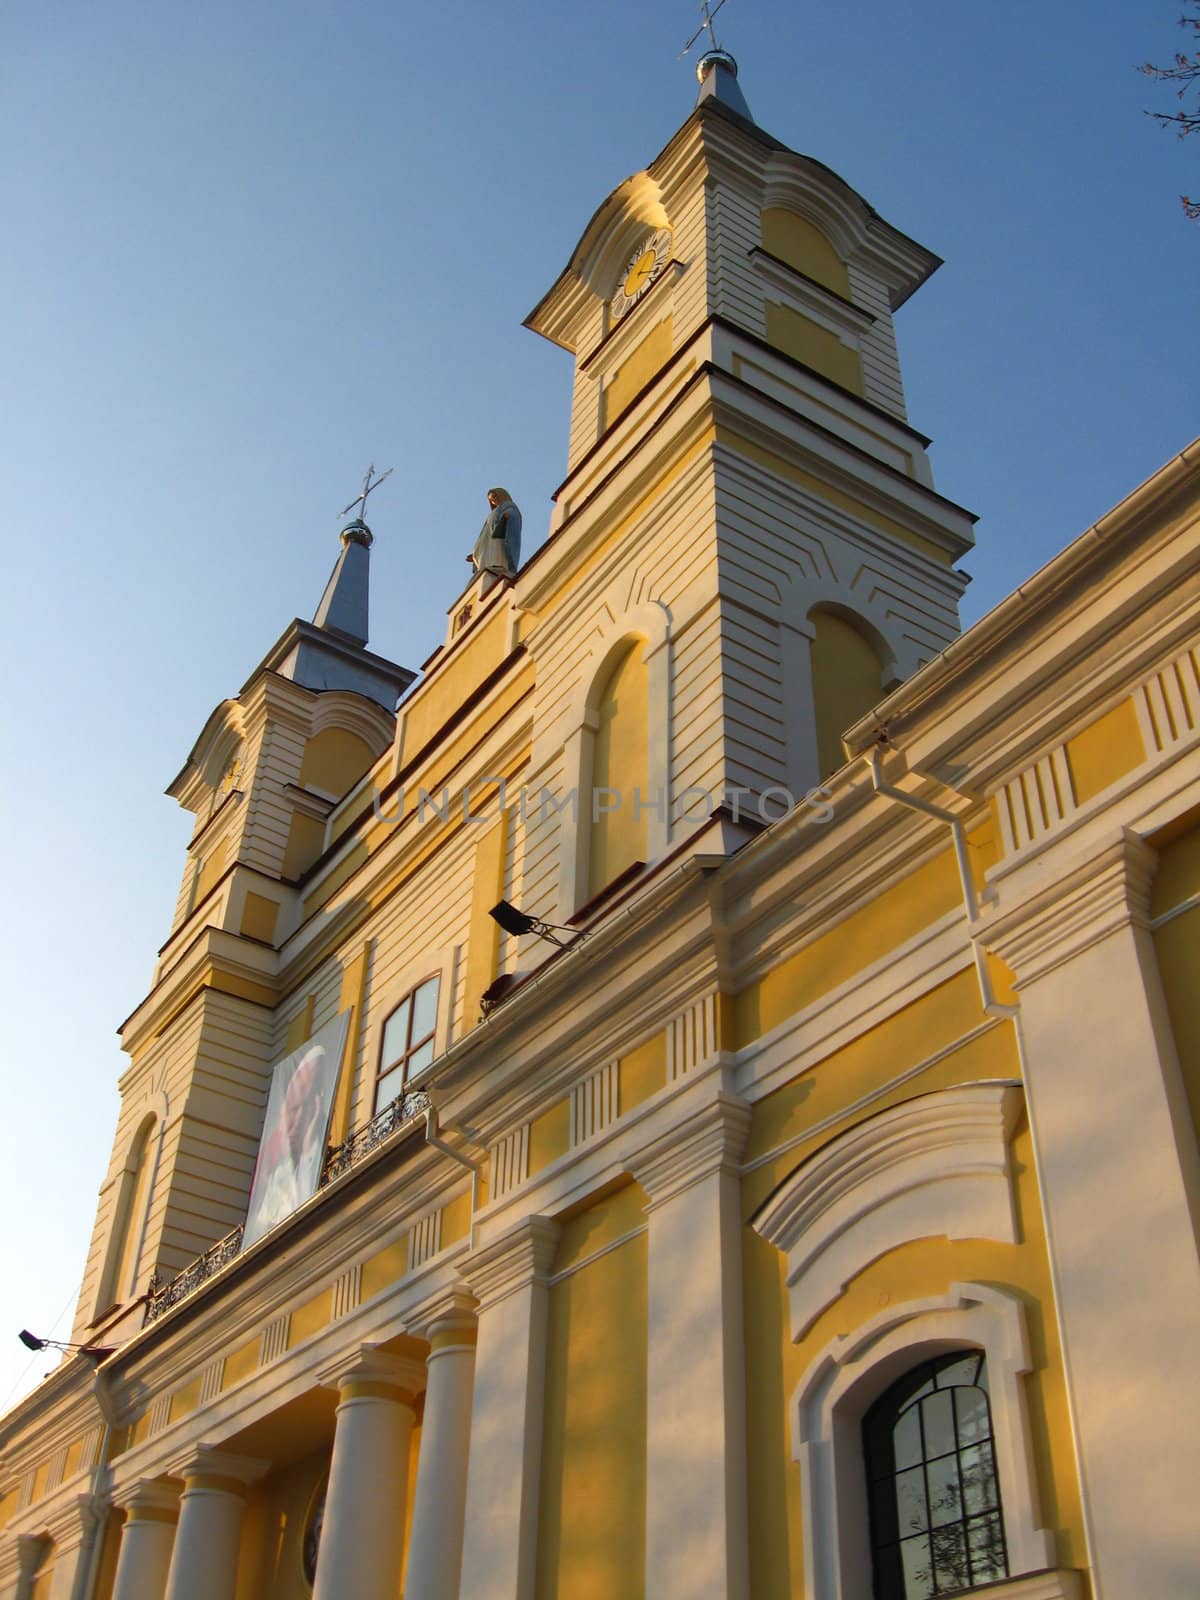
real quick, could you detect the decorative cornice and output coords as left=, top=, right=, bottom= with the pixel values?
left=458, top=1218, right=560, bottom=1314
left=110, top=1477, right=180, bottom=1518
left=754, top=1083, right=1022, bottom=1338
left=167, top=1447, right=269, bottom=1488
left=983, top=830, right=1156, bottom=987
left=402, top=1284, right=478, bottom=1344
left=316, top=1347, right=425, bottom=1400
left=42, top=1492, right=103, bottom=1551
left=625, top=1092, right=751, bottom=1210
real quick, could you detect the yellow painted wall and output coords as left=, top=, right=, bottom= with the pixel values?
left=602, top=317, right=673, bottom=427
left=194, top=836, right=228, bottom=904
left=537, top=1192, right=648, bottom=1600
left=299, top=728, right=373, bottom=799
left=764, top=303, right=863, bottom=395
left=0, top=1486, right=17, bottom=1530
left=618, top=1031, right=666, bottom=1113
left=441, top=1187, right=473, bottom=1249
left=464, top=816, right=509, bottom=1021
left=808, top=610, right=885, bottom=779
left=29, top=1539, right=55, bottom=1600
left=282, top=811, right=327, bottom=881
left=1064, top=696, right=1145, bottom=805
left=285, top=996, right=315, bottom=1053
left=240, top=892, right=280, bottom=944
left=588, top=641, right=650, bottom=900
left=93, top=1509, right=123, bottom=1600
left=236, top=1445, right=330, bottom=1600
left=169, top=1373, right=204, bottom=1424
left=400, top=602, right=512, bottom=760
left=733, top=827, right=998, bottom=1050
left=760, top=209, right=851, bottom=299
left=742, top=1113, right=1086, bottom=1600
left=287, top=1288, right=333, bottom=1350
left=361, top=1236, right=410, bottom=1305
left=222, top=1337, right=260, bottom=1392
left=743, top=970, right=1016, bottom=1179
left=529, top=1099, right=571, bottom=1177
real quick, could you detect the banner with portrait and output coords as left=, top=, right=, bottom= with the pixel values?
left=243, top=1010, right=350, bottom=1250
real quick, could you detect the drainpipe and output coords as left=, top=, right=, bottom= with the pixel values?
left=867, top=747, right=1015, bottom=1019
left=422, top=1101, right=484, bottom=1176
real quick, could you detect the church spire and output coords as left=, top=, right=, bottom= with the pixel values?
left=694, top=49, right=754, bottom=122
left=313, top=518, right=373, bottom=648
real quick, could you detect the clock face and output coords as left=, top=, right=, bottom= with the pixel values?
left=611, top=228, right=672, bottom=321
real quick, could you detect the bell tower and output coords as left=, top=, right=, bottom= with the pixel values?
left=71, top=516, right=415, bottom=1346
left=523, top=50, right=975, bottom=868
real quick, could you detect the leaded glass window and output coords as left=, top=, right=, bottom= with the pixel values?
left=863, top=1351, right=1008, bottom=1598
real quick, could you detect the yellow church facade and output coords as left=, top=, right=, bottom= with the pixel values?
left=2, top=54, right=1198, bottom=1600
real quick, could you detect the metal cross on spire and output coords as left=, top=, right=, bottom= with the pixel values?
left=680, top=0, right=731, bottom=57
left=339, top=463, right=393, bottom=525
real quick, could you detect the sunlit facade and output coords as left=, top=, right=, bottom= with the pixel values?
left=2, top=54, right=1198, bottom=1600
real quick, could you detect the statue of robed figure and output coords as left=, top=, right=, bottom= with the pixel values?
left=469, top=488, right=522, bottom=583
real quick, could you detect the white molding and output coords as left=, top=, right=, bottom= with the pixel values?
left=488, top=1125, right=530, bottom=1202
left=665, top=993, right=717, bottom=1082
left=753, top=1083, right=1022, bottom=1338
left=791, top=1283, right=1056, bottom=1600
left=568, top=1059, right=618, bottom=1147
left=1132, top=641, right=1200, bottom=757
left=626, top=1093, right=750, bottom=1211
left=458, top=1217, right=559, bottom=1315
left=983, top=830, right=1154, bottom=987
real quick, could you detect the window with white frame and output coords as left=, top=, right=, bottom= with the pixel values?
left=374, top=976, right=439, bottom=1113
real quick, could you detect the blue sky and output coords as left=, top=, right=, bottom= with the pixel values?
left=1, top=0, right=1194, bottom=1406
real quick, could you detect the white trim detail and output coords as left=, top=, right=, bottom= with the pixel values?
left=791, top=1283, right=1057, bottom=1600
left=753, top=1083, right=1022, bottom=1339
left=569, top=1060, right=618, bottom=1147
left=1134, top=643, right=1200, bottom=755
left=994, top=746, right=1075, bottom=856
left=260, top=1314, right=290, bottom=1366
left=665, top=994, right=717, bottom=1082
left=488, top=1126, right=530, bottom=1201
left=408, top=1209, right=443, bottom=1272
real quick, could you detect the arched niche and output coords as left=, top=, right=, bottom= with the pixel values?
left=808, top=604, right=892, bottom=778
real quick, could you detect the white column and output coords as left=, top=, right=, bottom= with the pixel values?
left=45, top=1496, right=101, bottom=1600
left=403, top=1287, right=479, bottom=1600
left=111, top=1480, right=178, bottom=1600
left=457, top=1216, right=559, bottom=1600
left=163, top=1450, right=266, bottom=1600
left=987, top=830, right=1200, bottom=1600
left=312, top=1348, right=424, bottom=1600
left=629, top=1092, right=752, bottom=1600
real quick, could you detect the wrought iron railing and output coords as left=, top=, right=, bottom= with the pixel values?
left=142, top=1090, right=430, bottom=1322
left=320, top=1090, right=430, bottom=1185
left=146, top=1225, right=244, bottom=1322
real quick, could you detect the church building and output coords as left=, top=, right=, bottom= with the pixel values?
left=2, top=47, right=1198, bottom=1600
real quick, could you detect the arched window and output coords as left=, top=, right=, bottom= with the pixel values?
left=863, top=1351, right=1007, bottom=1598
left=97, top=1115, right=157, bottom=1314
left=374, top=976, right=440, bottom=1113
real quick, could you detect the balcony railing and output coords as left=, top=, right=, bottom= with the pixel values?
left=146, top=1225, right=244, bottom=1322
left=142, top=1089, right=431, bottom=1322
left=320, top=1090, right=430, bottom=1185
